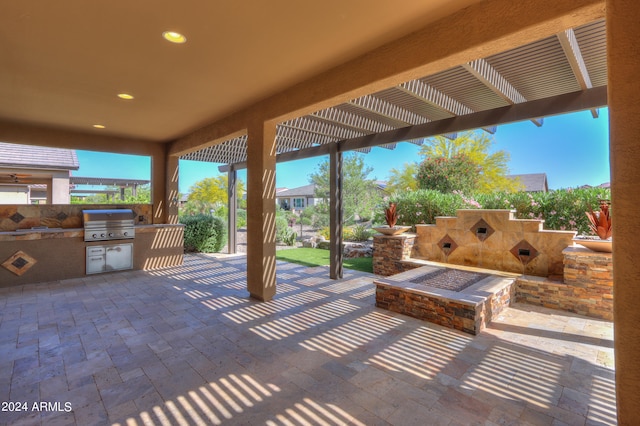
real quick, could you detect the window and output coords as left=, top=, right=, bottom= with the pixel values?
left=293, top=198, right=304, bottom=208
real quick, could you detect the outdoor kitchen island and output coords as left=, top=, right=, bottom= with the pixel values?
left=0, top=224, right=183, bottom=287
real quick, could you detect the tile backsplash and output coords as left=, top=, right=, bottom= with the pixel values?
left=0, top=204, right=152, bottom=231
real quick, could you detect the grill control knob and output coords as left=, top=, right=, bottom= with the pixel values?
left=123, top=231, right=129, bottom=236
left=100, top=233, right=106, bottom=238
left=92, top=233, right=98, bottom=239
left=108, top=232, right=114, bottom=237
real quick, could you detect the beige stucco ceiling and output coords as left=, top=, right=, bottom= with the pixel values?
left=0, top=0, right=483, bottom=142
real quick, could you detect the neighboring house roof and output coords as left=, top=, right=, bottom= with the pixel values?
left=0, top=142, right=79, bottom=170
left=277, top=182, right=388, bottom=197
left=275, top=184, right=317, bottom=198
left=580, top=182, right=610, bottom=189
left=507, top=173, right=549, bottom=192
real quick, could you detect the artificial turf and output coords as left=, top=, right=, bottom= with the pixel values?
left=275, top=248, right=373, bottom=273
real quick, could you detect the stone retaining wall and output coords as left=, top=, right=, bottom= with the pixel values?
left=374, top=231, right=613, bottom=320
left=515, top=246, right=613, bottom=320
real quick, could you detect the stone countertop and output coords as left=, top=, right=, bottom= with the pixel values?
left=0, top=224, right=183, bottom=241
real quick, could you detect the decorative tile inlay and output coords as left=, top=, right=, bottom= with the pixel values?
left=9, top=212, right=25, bottom=223
left=470, top=218, right=494, bottom=242
left=438, top=234, right=459, bottom=256
left=12, top=257, right=28, bottom=269
left=2, top=250, right=37, bottom=276
left=510, top=240, right=539, bottom=265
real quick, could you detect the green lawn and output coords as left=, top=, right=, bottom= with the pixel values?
left=275, top=248, right=373, bottom=273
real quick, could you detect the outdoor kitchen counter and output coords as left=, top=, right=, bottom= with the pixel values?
left=0, top=224, right=183, bottom=240
left=0, top=224, right=184, bottom=287
left=0, top=227, right=83, bottom=241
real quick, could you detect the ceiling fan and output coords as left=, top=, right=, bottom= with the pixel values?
left=0, top=173, right=34, bottom=184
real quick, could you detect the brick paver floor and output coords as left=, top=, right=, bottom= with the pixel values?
left=0, top=254, right=616, bottom=425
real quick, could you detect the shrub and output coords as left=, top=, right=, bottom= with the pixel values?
left=475, top=187, right=610, bottom=234
left=282, top=230, right=297, bottom=246
left=236, top=209, right=247, bottom=228
left=346, top=224, right=373, bottom=241
left=275, top=209, right=298, bottom=245
left=180, top=214, right=227, bottom=253
left=388, top=189, right=472, bottom=227
left=275, top=215, right=290, bottom=242
left=300, top=205, right=330, bottom=228
left=318, top=225, right=373, bottom=241
left=318, top=226, right=331, bottom=240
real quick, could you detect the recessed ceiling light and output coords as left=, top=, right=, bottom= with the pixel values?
left=162, top=31, right=187, bottom=44
left=93, top=124, right=105, bottom=129
left=117, top=93, right=134, bottom=100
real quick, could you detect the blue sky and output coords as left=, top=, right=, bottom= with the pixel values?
left=75, top=108, right=610, bottom=194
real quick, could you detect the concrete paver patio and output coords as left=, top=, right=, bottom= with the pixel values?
left=0, top=254, right=616, bottom=425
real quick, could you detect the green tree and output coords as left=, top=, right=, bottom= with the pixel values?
left=419, top=131, right=521, bottom=193
left=416, top=154, right=480, bottom=194
left=181, top=175, right=246, bottom=217
left=308, top=153, right=382, bottom=223
left=386, top=162, right=418, bottom=193
left=187, top=175, right=246, bottom=208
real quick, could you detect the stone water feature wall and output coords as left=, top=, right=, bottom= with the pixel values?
left=373, top=209, right=614, bottom=321
left=413, top=209, right=576, bottom=278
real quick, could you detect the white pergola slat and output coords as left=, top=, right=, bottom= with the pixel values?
left=181, top=19, right=606, bottom=166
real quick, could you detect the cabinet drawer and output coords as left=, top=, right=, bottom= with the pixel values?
left=87, top=246, right=106, bottom=256
left=86, top=255, right=106, bottom=275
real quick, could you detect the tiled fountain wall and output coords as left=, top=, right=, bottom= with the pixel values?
left=373, top=209, right=613, bottom=320
left=412, top=209, right=575, bottom=277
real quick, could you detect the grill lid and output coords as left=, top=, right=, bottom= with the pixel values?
left=82, top=209, right=136, bottom=224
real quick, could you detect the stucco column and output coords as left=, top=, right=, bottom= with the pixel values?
left=165, top=154, right=179, bottom=225
left=608, top=0, right=640, bottom=423
left=246, top=121, right=277, bottom=301
left=227, top=166, right=237, bottom=254
left=150, top=146, right=170, bottom=224
left=49, top=173, right=70, bottom=204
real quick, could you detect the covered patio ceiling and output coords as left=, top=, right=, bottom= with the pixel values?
left=180, top=19, right=607, bottom=167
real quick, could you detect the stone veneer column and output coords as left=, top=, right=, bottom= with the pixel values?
left=373, top=234, right=417, bottom=276
left=246, top=121, right=277, bottom=301
left=608, top=0, right=640, bottom=422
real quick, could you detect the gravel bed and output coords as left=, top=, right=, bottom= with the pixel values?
left=409, top=268, right=488, bottom=292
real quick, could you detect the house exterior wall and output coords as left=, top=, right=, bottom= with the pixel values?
left=0, top=185, right=29, bottom=204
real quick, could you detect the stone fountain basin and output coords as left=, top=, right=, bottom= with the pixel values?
left=373, top=226, right=411, bottom=235
left=374, top=262, right=519, bottom=335
left=572, top=237, right=612, bottom=253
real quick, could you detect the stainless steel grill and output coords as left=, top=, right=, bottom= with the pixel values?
left=83, top=209, right=136, bottom=242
